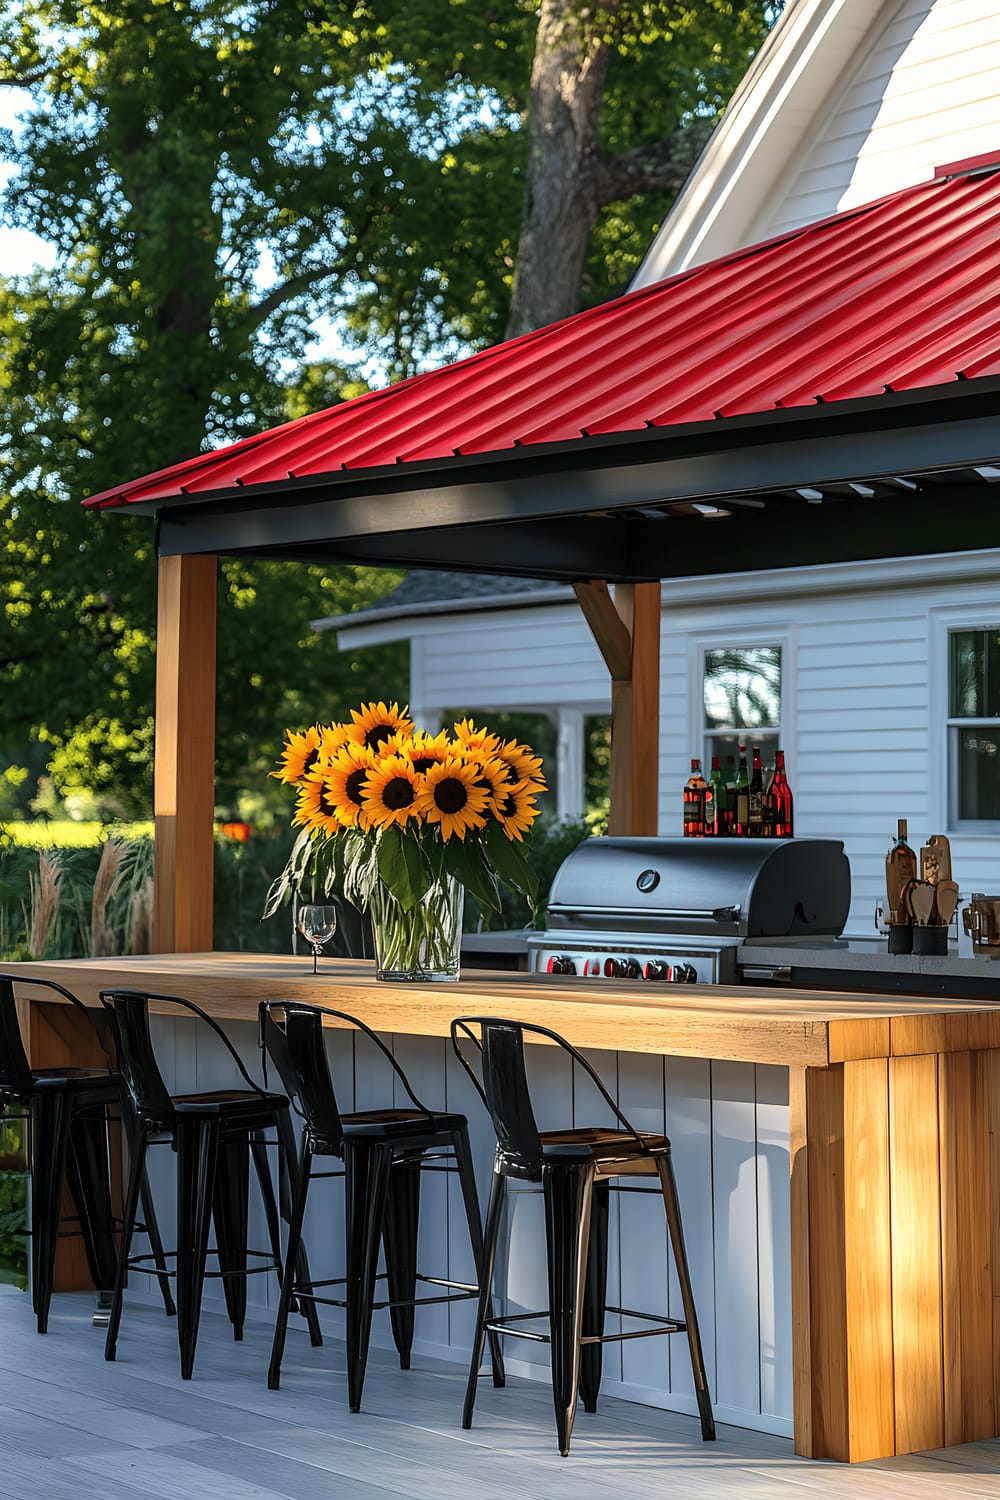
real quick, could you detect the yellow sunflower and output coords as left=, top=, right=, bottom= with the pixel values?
left=403, top=728, right=452, bottom=775
left=319, top=743, right=378, bottom=829
left=452, top=717, right=501, bottom=760
left=415, top=757, right=491, bottom=841
left=291, top=766, right=344, bottom=836
left=492, top=780, right=540, bottom=842
left=495, top=737, right=547, bottom=790
left=346, top=701, right=414, bottom=754
left=464, top=753, right=509, bottom=814
left=363, top=756, right=424, bottom=830
left=273, top=724, right=325, bottom=786
left=316, top=722, right=351, bottom=763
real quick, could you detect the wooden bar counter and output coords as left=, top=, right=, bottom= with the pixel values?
left=10, top=951, right=1000, bottom=1465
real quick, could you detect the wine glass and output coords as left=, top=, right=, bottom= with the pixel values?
left=296, top=904, right=338, bottom=974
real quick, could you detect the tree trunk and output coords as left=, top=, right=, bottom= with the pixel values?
left=505, top=0, right=619, bottom=340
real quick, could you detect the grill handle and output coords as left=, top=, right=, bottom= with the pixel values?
left=546, top=902, right=742, bottom=925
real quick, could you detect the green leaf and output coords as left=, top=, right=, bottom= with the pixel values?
left=485, top=821, right=539, bottom=902
left=441, top=836, right=501, bottom=911
left=377, top=826, right=429, bottom=911
left=261, top=827, right=315, bottom=919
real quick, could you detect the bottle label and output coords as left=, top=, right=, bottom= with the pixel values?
left=749, top=792, right=763, bottom=825
left=736, top=790, right=749, bottom=827
left=704, top=789, right=715, bottom=829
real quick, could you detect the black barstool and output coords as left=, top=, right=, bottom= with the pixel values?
left=260, top=999, right=504, bottom=1411
left=101, top=988, right=321, bottom=1377
left=451, top=1015, right=716, bottom=1456
left=0, top=973, right=172, bottom=1333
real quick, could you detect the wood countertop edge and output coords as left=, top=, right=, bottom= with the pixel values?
left=9, top=952, right=1000, bottom=1069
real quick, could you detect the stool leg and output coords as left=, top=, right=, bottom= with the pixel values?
left=267, top=1138, right=313, bottom=1391
left=28, top=1090, right=71, bottom=1334
left=382, top=1156, right=420, bottom=1370
left=274, top=1104, right=322, bottom=1347
left=176, top=1113, right=220, bottom=1379
left=580, top=1178, right=610, bottom=1414
left=542, top=1159, right=594, bottom=1457
left=344, top=1140, right=391, bottom=1413
left=655, top=1154, right=715, bottom=1441
left=138, top=1164, right=177, bottom=1316
left=105, top=1119, right=149, bottom=1361
left=213, top=1132, right=250, bottom=1341
left=462, top=1166, right=505, bottom=1429
left=65, top=1103, right=117, bottom=1297
left=452, top=1126, right=504, bottom=1387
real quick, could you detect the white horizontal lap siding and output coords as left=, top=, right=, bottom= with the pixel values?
left=659, top=585, right=933, bottom=934
left=416, top=604, right=609, bottom=711
left=755, top=0, right=1000, bottom=242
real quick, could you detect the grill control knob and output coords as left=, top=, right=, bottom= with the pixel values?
left=546, top=954, right=577, bottom=976
left=604, top=956, right=642, bottom=979
left=673, top=963, right=698, bottom=983
left=643, top=960, right=673, bottom=982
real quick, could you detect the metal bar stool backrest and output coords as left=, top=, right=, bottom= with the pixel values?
left=259, top=1002, right=343, bottom=1148
left=451, top=1016, right=649, bottom=1178
left=101, top=989, right=274, bottom=1132
left=0, top=974, right=116, bottom=1094
left=259, top=1000, right=438, bottom=1149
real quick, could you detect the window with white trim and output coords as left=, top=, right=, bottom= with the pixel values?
left=703, top=645, right=781, bottom=780
left=948, top=627, right=1000, bottom=825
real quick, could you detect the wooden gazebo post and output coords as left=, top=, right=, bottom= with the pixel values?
left=152, top=552, right=218, bottom=953
left=574, top=579, right=661, bottom=836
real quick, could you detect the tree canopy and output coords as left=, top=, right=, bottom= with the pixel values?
left=0, top=0, right=775, bottom=821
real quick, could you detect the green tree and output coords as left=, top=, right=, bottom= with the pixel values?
left=0, top=0, right=775, bottom=817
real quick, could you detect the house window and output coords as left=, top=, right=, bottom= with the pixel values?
left=703, top=646, right=781, bottom=778
left=948, top=628, right=1000, bottom=823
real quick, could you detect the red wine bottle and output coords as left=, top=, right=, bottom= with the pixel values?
left=770, top=749, right=794, bottom=838
left=748, top=744, right=765, bottom=837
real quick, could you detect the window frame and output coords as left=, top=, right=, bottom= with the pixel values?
left=938, top=616, right=1000, bottom=833
left=689, top=628, right=793, bottom=783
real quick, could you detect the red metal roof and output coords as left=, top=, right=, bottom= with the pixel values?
left=86, top=164, right=1000, bottom=510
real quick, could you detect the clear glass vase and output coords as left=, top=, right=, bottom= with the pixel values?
left=369, top=876, right=464, bottom=982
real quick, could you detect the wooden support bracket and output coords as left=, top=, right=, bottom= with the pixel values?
left=574, top=579, right=660, bottom=835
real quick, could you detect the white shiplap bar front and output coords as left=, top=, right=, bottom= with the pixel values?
left=129, top=1015, right=792, bottom=1439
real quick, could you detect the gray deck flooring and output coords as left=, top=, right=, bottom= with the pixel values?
left=2, top=1286, right=999, bottom=1499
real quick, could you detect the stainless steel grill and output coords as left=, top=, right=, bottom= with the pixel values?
left=527, top=837, right=851, bottom=986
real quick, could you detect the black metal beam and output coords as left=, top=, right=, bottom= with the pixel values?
left=153, top=387, right=1000, bottom=581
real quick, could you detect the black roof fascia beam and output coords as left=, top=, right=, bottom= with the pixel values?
left=155, top=404, right=1000, bottom=568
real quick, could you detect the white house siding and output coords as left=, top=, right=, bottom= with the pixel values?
left=659, top=550, right=1000, bottom=934
left=409, top=602, right=609, bottom=721
left=339, top=553, right=1000, bottom=933
left=124, top=1016, right=794, bottom=1437
left=753, top=0, right=1000, bottom=242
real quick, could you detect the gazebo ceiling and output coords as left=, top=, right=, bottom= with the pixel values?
left=87, top=163, right=1000, bottom=583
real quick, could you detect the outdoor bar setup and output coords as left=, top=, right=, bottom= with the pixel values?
left=10, top=163, right=1000, bottom=1466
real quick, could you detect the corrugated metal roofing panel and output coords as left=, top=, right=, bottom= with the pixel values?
left=86, top=165, right=1000, bottom=509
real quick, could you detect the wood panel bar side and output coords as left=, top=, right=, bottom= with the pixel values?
left=153, top=552, right=218, bottom=953
left=796, top=1059, right=894, bottom=1461
left=888, top=1052, right=944, bottom=1453
left=939, top=1047, right=996, bottom=1446
left=788, top=1067, right=812, bottom=1456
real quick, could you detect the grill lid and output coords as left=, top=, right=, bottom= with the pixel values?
left=544, top=837, right=851, bottom=939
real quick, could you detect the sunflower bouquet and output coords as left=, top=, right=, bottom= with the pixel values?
left=264, top=701, right=546, bottom=980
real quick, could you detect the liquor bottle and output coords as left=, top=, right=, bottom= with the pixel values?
left=724, top=755, right=737, bottom=836
left=683, top=758, right=708, bottom=837
left=707, top=756, right=729, bottom=837
left=748, top=744, right=765, bottom=836
left=885, top=819, right=916, bottom=926
left=770, top=749, right=793, bottom=838
left=734, top=745, right=749, bottom=836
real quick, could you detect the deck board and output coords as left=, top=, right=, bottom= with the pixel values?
left=2, top=1287, right=997, bottom=1500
